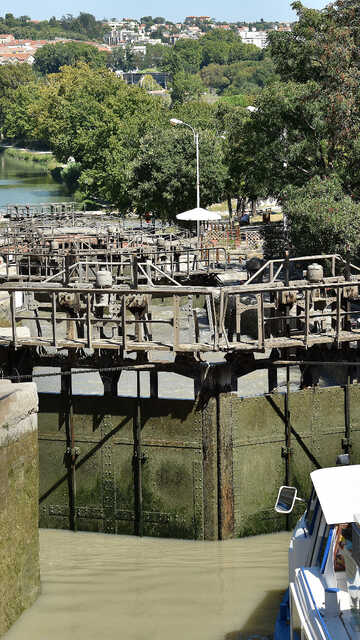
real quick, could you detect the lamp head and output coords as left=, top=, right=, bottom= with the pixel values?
left=170, top=118, right=183, bottom=126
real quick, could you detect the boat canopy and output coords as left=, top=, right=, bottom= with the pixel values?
left=311, top=465, right=360, bottom=524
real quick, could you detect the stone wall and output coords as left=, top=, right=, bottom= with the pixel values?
left=0, top=381, right=40, bottom=636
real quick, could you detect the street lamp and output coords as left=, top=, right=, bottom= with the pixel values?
left=170, top=118, right=200, bottom=235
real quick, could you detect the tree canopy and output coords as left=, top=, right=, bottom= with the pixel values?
left=232, top=0, right=360, bottom=256
left=34, top=42, right=108, bottom=74
left=0, top=12, right=105, bottom=41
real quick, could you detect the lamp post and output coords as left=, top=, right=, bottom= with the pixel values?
left=170, top=118, right=200, bottom=238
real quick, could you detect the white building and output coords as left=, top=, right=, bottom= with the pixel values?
left=238, top=27, right=268, bottom=49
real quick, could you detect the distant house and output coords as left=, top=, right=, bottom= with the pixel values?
left=0, top=34, right=15, bottom=44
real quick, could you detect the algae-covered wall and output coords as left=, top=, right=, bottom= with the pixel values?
left=38, top=384, right=360, bottom=541
left=0, top=381, right=40, bottom=637
left=38, top=394, right=219, bottom=540
left=228, top=385, right=360, bottom=537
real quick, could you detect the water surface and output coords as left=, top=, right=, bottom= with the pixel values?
left=0, top=149, right=70, bottom=206
left=4, top=529, right=290, bottom=640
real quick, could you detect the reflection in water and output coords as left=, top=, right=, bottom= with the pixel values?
left=4, top=529, right=290, bottom=640
left=0, top=149, right=70, bottom=205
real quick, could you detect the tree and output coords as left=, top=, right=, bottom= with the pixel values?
left=142, top=44, right=167, bottom=70
left=161, top=39, right=202, bottom=74
left=170, top=72, right=204, bottom=104
left=129, top=126, right=227, bottom=219
left=282, top=176, right=360, bottom=258
left=230, top=0, right=360, bottom=204
left=0, top=63, right=37, bottom=132
left=107, top=47, right=126, bottom=71
left=200, top=64, right=230, bottom=92
left=34, top=42, right=107, bottom=74
left=141, top=74, right=162, bottom=91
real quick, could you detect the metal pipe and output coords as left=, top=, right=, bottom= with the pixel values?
left=133, top=370, right=143, bottom=536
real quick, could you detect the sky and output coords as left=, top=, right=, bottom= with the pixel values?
left=2, top=0, right=330, bottom=23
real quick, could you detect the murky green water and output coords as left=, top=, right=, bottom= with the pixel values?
left=4, top=529, right=290, bottom=640
left=0, top=149, right=70, bottom=206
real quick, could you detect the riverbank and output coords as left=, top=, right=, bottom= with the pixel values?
left=0, top=147, right=71, bottom=205
left=0, top=145, right=60, bottom=173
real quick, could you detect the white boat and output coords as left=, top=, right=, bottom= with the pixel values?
left=274, top=460, right=360, bottom=640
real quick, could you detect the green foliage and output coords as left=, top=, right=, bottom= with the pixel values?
left=141, top=44, right=167, bottom=70
left=162, top=40, right=202, bottom=74
left=141, top=75, right=162, bottom=91
left=0, top=12, right=105, bottom=41
left=170, top=72, right=204, bottom=105
left=60, top=161, right=82, bottom=192
left=234, top=0, right=360, bottom=210
left=34, top=42, right=107, bottom=74
left=129, top=126, right=227, bottom=219
left=107, top=46, right=142, bottom=72
left=201, top=58, right=276, bottom=95
left=282, top=176, right=360, bottom=257
left=0, top=63, right=37, bottom=130
left=161, top=29, right=262, bottom=76
left=219, top=94, right=255, bottom=107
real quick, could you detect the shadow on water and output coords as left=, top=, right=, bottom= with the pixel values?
left=224, top=589, right=286, bottom=640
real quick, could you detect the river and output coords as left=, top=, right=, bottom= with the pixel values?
left=4, top=529, right=290, bottom=640
left=0, top=148, right=70, bottom=206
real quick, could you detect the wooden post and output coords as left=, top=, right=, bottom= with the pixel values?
left=10, top=291, right=16, bottom=348
left=343, top=369, right=352, bottom=457
left=133, top=371, right=143, bottom=536
left=62, top=366, right=77, bottom=532
left=150, top=370, right=158, bottom=399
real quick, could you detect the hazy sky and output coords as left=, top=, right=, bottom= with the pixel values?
left=2, top=0, right=330, bottom=23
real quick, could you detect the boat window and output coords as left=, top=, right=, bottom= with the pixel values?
left=317, top=525, right=334, bottom=572
left=334, top=524, right=352, bottom=572
left=305, top=490, right=318, bottom=535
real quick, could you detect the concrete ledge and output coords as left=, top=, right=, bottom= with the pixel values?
left=0, top=382, right=38, bottom=445
left=0, top=326, right=31, bottom=338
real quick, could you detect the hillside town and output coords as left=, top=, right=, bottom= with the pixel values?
left=0, top=32, right=110, bottom=64
left=104, top=16, right=291, bottom=49
left=0, top=15, right=291, bottom=65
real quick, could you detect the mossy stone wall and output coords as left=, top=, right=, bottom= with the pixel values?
left=0, top=382, right=40, bottom=637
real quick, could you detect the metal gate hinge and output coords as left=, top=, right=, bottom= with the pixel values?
left=342, top=438, right=352, bottom=451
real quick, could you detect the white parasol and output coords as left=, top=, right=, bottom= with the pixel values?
left=176, top=207, right=221, bottom=221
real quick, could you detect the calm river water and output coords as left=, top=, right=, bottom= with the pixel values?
left=0, top=149, right=70, bottom=206
left=4, top=529, right=290, bottom=640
